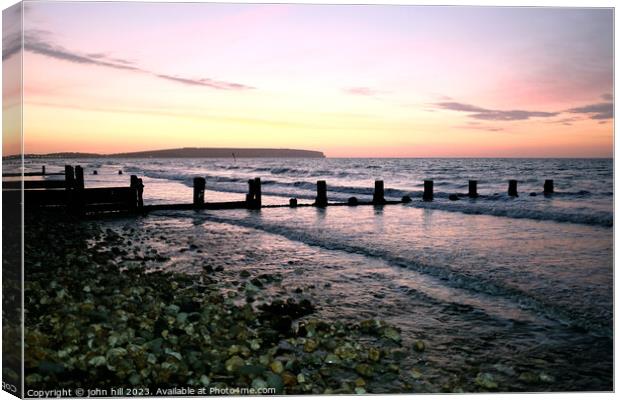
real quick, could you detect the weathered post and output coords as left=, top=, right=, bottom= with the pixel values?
left=118, top=170, right=123, bottom=175
left=289, top=198, right=298, bottom=207
left=246, top=179, right=255, bottom=204
left=74, top=166, right=85, bottom=190
left=468, top=180, right=478, bottom=198
left=508, top=180, right=518, bottom=197
left=246, top=178, right=261, bottom=209
left=315, top=180, right=328, bottom=207
left=93, top=170, right=98, bottom=175
left=373, top=180, right=386, bottom=204
left=254, top=178, right=262, bottom=208
left=544, top=179, right=554, bottom=194
left=423, top=180, right=433, bottom=201
left=348, top=196, right=359, bottom=206
left=193, top=177, right=206, bottom=207
left=64, top=165, right=75, bottom=189
left=130, top=175, right=144, bottom=211
left=137, top=178, right=144, bottom=209
left=42, top=166, right=46, bottom=175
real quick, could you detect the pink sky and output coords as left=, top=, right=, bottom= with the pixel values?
left=3, top=3, right=614, bottom=157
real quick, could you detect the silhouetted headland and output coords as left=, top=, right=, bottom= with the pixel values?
left=13, top=147, right=326, bottom=160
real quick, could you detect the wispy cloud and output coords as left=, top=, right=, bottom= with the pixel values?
left=343, top=87, right=383, bottom=96
left=454, top=122, right=504, bottom=132
left=23, top=31, right=141, bottom=71
left=4, top=30, right=253, bottom=91
left=437, top=97, right=614, bottom=123
left=156, top=74, right=254, bottom=90
left=436, top=101, right=558, bottom=121
left=601, top=93, right=613, bottom=101
left=566, top=102, right=613, bottom=120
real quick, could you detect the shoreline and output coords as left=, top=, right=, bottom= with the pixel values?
left=24, top=211, right=419, bottom=394
left=23, top=210, right=613, bottom=393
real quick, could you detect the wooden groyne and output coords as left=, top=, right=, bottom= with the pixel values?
left=2, top=165, right=557, bottom=216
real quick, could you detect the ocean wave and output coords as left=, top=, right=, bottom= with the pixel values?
left=165, top=210, right=611, bottom=337
left=132, top=166, right=612, bottom=228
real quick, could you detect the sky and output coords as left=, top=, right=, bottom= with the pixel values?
left=2, top=2, right=614, bottom=157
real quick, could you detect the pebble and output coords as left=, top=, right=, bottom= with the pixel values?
left=355, top=363, right=374, bottom=377
left=225, top=355, right=245, bottom=372
left=475, top=372, right=498, bottom=389
left=368, top=347, right=381, bottom=362
left=281, top=371, right=297, bottom=386
left=270, top=360, right=284, bottom=374
left=304, top=339, right=318, bottom=353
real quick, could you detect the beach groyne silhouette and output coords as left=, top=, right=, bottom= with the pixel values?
left=3, top=165, right=557, bottom=217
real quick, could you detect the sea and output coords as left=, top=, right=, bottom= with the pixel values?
left=17, top=157, right=614, bottom=390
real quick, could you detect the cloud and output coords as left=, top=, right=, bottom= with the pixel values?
left=4, top=30, right=253, bottom=91
left=343, top=87, right=382, bottom=96
left=566, top=102, right=613, bottom=120
left=155, top=74, right=254, bottom=90
left=24, top=32, right=141, bottom=72
left=436, top=102, right=558, bottom=121
left=2, top=32, right=22, bottom=61
left=601, top=93, right=613, bottom=101
left=454, top=122, right=504, bottom=132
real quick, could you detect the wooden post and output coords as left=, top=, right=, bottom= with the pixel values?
left=193, top=177, right=205, bottom=207
left=72, top=166, right=85, bottom=215
left=508, top=180, right=518, bottom=197
left=246, top=178, right=261, bottom=209
left=130, top=175, right=144, bottom=211
left=118, top=170, right=123, bottom=175
left=74, top=166, right=85, bottom=190
left=289, top=198, right=298, bottom=207
left=42, top=166, right=46, bottom=175
left=348, top=196, right=359, bottom=206
left=254, top=178, right=262, bottom=208
left=137, top=178, right=144, bottom=209
left=93, top=170, right=98, bottom=175
left=423, top=180, right=433, bottom=201
left=246, top=179, right=255, bottom=204
left=373, top=180, right=386, bottom=204
left=315, top=180, right=328, bottom=207
left=64, top=165, right=75, bottom=189
left=544, top=179, right=554, bottom=194
left=468, top=180, right=478, bottom=198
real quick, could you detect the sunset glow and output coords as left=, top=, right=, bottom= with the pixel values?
left=5, top=3, right=614, bottom=157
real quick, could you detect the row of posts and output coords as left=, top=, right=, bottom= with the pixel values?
left=317, top=179, right=554, bottom=205
left=191, top=177, right=555, bottom=208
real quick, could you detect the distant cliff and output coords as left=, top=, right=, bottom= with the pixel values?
left=18, top=147, right=326, bottom=159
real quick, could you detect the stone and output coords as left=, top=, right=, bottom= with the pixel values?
left=281, top=371, right=297, bottom=387
left=382, top=327, right=401, bottom=342
left=270, top=360, right=284, bottom=374
left=225, top=355, right=245, bottom=372
left=304, top=339, right=318, bottom=353
left=368, top=347, right=381, bottom=362
left=475, top=372, right=498, bottom=389
left=355, top=363, right=374, bottom=377
left=324, top=354, right=340, bottom=364
left=410, top=368, right=422, bottom=379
